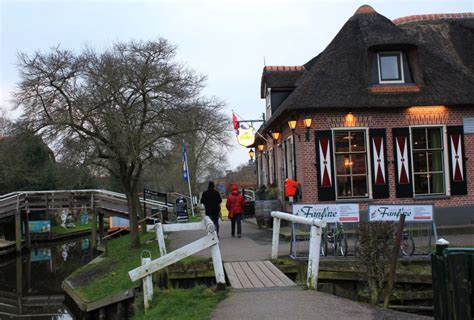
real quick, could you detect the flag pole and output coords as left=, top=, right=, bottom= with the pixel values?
left=183, top=141, right=195, bottom=217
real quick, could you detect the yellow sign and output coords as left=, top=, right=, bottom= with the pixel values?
left=237, top=127, right=256, bottom=147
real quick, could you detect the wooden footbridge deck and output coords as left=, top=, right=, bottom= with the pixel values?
left=224, top=260, right=296, bottom=289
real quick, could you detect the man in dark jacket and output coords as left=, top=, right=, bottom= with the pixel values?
left=200, top=181, right=222, bottom=235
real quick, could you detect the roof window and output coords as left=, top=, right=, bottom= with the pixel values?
left=377, top=52, right=405, bottom=84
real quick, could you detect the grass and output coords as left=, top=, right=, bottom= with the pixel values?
left=50, top=221, right=93, bottom=235
left=133, top=286, right=227, bottom=320
left=67, top=232, right=161, bottom=302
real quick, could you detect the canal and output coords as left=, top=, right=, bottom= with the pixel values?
left=0, top=236, right=95, bottom=319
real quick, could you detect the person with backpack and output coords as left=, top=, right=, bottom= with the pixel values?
left=200, top=181, right=222, bottom=235
left=226, top=184, right=245, bottom=238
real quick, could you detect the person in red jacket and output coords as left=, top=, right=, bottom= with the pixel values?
left=226, top=184, right=245, bottom=238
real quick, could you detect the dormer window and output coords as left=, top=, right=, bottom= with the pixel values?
left=377, top=52, right=404, bottom=84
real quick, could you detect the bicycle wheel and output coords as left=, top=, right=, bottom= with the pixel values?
left=401, top=236, right=415, bottom=256
left=338, top=234, right=348, bottom=256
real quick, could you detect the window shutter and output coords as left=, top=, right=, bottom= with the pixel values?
left=315, top=130, right=336, bottom=201
left=369, top=129, right=389, bottom=198
left=392, top=127, right=413, bottom=198
left=447, top=126, right=467, bottom=195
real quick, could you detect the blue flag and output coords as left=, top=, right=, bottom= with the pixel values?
left=182, top=143, right=188, bottom=182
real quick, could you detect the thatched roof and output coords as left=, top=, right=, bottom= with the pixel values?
left=261, top=5, right=474, bottom=128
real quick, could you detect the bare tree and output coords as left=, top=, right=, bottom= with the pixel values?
left=14, top=39, right=221, bottom=247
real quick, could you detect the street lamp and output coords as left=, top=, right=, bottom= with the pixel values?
left=249, top=148, right=255, bottom=162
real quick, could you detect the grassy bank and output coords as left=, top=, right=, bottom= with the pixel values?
left=133, top=286, right=227, bottom=320
left=50, top=221, right=94, bottom=235
left=66, top=232, right=161, bottom=302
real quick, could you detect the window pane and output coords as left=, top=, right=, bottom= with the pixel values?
left=350, top=132, right=365, bottom=152
left=351, top=154, right=366, bottom=174
left=380, top=55, right=400, bottom=80
left=414, top=174, right=429, bottom=194
left=430, top=173, right=445, bottom=194
left=428, top=127, right=442, bottom=149
left=352, top=176, right=368, bottom=197
left=428, top=151, right=443, bottom=172
left=412, top=128, right=426, bottom=149
left=413, top=152, right=427, bottom=173
left=335, top=132, right=349, bottom=152
left=337, top=176, right=352, bottom=197
left=336, top=155, right=351, bottom=175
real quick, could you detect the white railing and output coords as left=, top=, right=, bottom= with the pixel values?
left=270, top=211, right=326, bottom=290
left=128, top=215, right=225, bottom=311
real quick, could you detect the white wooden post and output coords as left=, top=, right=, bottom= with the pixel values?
left=307, top=225, right=322, bottom=289
left=210, top=240, right=226, bottom=285
left=155, top=223, right=167, bottom=257
left=271, top=217, right=281, bottom=259
left=270, top=211, right=325, bottom=290
left=141, top=253, right=153, bottom=311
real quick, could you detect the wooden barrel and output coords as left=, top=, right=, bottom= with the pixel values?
left=263, top=200, right=281, bottom=228
left=254, top=201, right=265, bottom=229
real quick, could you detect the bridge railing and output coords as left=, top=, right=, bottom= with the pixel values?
left=270, top=211, right=326, bottom=290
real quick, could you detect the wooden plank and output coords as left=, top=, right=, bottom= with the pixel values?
left=239, top=262, right=265, bottom=288
left=224, top=263, right=243, bottom=289
left=129, top=233, right=217, bottom=281
left=163, top=222, right=204, bottom=232
left=247, top=261, right=275, bottom=288
left=231, top=262, right=253, bottom=288
left=263, top=261, right=295, bottom=286
left=254, top=261, right=286, bottom=287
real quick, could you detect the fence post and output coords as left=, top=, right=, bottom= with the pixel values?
left=271, top=217, right=281, bottom=259
left=141, top=251, right=153, bottom=312
left=155, top=223, right=167, bottom=257
left=307, top=225, right=322, bottom=289
left=208, top=222, right=225, bottom=288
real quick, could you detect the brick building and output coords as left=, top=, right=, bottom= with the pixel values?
left=256, top=6, right=474, bottom=224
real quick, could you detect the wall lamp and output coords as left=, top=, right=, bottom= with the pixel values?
left=287, top=117, right=312, bottom=142
left=257, top=144, right=265, bottom=152
left=271, top=131, right=281, bottom=142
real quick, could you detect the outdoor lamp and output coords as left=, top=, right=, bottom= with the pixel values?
left=303, top=117, right=312, bottom=142
left=257, top=144, right=265, bottom=152
left=271, top=131, right=281, bottom=142
left=288, top=119, right=301, bottom=141
left=287, top=120, right=297, bottom=130
left=249, top=148, right=255, bottom=160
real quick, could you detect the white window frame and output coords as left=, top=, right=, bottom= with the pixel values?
left=409, top=125, right=450, bottom=197
left=268, top=147, right=274, bottom=185
left=377, top=52, right=405, bottom=84
left=332, top=127, right=372, bottom=200
left=265, top=88, right=272, bottom=119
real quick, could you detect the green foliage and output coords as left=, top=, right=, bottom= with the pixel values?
left=133, top=286, right=227, bottom=320
left=356, top=221, right=394, bottom=305
left=0, top=128, right=97, bottom=194
left=67, top=232, right=160, bottom=302
left=266, top=186, right=279, bottom=200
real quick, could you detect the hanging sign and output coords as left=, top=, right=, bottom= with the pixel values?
left=293, top=204, right=359, bottom=223
left=237, top=127, right=256, bottom=147
left=369, top=204, right=433, bottom=221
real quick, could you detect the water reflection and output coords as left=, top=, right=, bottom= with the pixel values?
left=0, top=237, right=95, bottom=319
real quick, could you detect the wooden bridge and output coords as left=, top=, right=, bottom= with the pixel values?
left=0, top=189, right=173, bottom=253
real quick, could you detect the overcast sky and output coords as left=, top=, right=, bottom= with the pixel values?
left=1, top=0, right=472, bottom=169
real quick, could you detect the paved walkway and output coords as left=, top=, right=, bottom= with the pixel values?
left=168, top=218, right=291, bottom=261
left=169, top=218, right=433, bottom=319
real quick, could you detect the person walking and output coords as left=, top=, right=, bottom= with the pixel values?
left=200, top=181, right=222, bottom=235
left=226, top=184, right=245, bottom=238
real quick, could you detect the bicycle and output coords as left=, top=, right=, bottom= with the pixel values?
left=320, top=222, right=348, bottom=256
left=400, top=229, right=415, bottom=256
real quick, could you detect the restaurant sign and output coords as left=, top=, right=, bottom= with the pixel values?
left=237, top=127, right=256, bottom=147
left=369, top=204, right=433, bottom=222
left=293, top=204, right=359, bottom=223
